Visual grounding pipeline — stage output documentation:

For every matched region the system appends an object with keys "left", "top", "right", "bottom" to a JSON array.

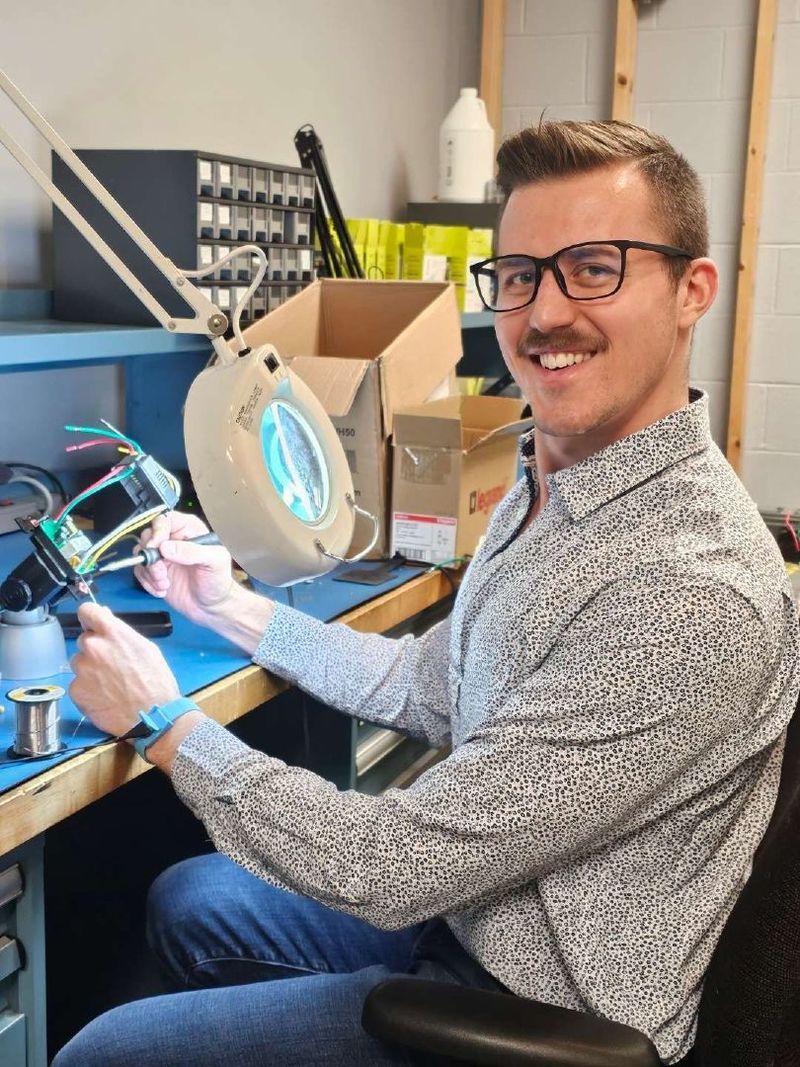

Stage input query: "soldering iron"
[{"left": 92, "top": 533, "right": 222, "bottom": 575}]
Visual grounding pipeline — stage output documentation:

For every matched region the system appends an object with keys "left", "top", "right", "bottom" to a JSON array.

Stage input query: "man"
[{"left": 54, "top": 121, "right": 799, "bottom": 1067}]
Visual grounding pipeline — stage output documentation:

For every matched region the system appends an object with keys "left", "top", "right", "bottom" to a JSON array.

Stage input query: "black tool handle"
[{"left": 139, "top": 532, "right": 220, "bottom": 566}]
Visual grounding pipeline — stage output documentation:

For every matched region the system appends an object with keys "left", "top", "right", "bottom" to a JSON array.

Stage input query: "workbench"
[{"left": 0, "top": 530, "right": 455, "bottom": 1067}]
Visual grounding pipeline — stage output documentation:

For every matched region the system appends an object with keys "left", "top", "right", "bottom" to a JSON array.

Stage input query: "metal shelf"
[
  {"left": 461, "top": 311, "right": 493, "bottom": 329},
  {"left": 0, "top": 290, "right": 490, "bottom": 371},
  {"left": 0, "top": 320, "right": 210, "bottom": 370}
]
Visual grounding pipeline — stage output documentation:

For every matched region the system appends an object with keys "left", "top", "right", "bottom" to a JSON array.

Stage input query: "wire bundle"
[{"left": 53, "top": 419, "right": 180, "bottom": 575}]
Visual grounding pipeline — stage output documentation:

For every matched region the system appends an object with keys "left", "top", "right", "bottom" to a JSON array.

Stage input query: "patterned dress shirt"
[{"left": 173, "top": 390, "right": 800, "bottom": 1063}]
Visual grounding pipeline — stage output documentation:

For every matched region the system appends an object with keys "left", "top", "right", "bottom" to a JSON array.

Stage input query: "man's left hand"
[{"left": 69, "top": 602, "right": 182, "bottom": 738}]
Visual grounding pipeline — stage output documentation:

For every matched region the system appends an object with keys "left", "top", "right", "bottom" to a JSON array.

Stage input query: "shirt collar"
[{"left": 518, "top": 389, "right": 712, "bottom": 521}]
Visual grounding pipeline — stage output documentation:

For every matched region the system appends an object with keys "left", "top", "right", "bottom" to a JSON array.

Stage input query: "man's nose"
[{"left": 527, "top": 268, "right": 577, "bottom": 333}]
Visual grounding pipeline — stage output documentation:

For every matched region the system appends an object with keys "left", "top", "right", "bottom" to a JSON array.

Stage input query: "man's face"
[{"left": 494, "top": 164, "right": 696, "bottom": 460}]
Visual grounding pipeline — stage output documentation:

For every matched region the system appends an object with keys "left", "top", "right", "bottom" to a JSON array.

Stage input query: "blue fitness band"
[{"left": 129, "top": 696, "right": 200, "bottom": 762}]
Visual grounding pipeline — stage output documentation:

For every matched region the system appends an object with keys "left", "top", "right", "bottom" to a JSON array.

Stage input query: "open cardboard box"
[
  {"left": 390, "top": 395, "right": 533, "bottom": 564},
  {"left": 242, "top": 279, "right": 463, "bottom": 556}
]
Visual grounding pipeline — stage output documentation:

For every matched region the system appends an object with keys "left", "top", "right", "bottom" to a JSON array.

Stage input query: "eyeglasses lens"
[{"left": 479, "top": 244, "right": 624, "bottom": 311}]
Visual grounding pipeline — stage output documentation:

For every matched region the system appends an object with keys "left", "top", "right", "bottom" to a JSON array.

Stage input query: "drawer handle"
[
  {"left": 0, "top": 936, "right": 21, "bottom": 983},
  {"left": 0, "top": 867, "right": 23, "bottom": 910}
]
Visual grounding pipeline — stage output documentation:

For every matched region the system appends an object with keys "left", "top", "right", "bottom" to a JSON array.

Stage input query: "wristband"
[{"left": 126, "top": 697, "right": 200, "bottom": 762}]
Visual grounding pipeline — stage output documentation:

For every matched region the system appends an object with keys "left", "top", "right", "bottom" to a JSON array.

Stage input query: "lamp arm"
[{"left": 0, "top": 68, "right": 235, "bottom": 366}]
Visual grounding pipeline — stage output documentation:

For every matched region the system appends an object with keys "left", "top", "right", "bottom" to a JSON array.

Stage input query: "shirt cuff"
[
  {"left": 172, "top": 716, "right": 282, "bottom": 818},
  {"left": 252, "top": 601, "right": 330, "bottom": 683}
]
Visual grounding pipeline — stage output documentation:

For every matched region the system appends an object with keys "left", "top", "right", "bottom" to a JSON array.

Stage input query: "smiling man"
[{"left": 55, "top": 122, "right": 799, "bottom": 1067}]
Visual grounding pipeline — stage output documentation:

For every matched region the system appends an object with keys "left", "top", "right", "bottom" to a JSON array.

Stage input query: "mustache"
[{"left": 517, "top": 329, "right": 609, "bottom": 357}]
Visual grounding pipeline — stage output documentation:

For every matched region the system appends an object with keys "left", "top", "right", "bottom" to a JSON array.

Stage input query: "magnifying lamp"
[{"left": 0, "top": 68, "right": 377, "bottom": 587}]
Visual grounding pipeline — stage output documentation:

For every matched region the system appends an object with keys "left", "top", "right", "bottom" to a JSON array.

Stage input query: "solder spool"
[{"left": 6, "top": 683, "right": 66, "bottom": 758}]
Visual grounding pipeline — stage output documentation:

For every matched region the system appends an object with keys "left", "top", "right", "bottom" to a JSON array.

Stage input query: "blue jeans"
[{"left": 52, "top": 853, "right": 507, "bottom": 1066}]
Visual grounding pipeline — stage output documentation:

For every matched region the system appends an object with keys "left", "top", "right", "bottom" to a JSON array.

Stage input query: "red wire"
[
  {"left": 65, "top": 437, "right": 131, "bottom": 452},
  {"left": 784, "top": 512, "right": 800, "bottom": 553}
]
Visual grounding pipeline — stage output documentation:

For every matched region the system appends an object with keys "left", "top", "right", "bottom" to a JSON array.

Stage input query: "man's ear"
[{"left": 677, "top": 258, "right": 719, "bottom": 329}]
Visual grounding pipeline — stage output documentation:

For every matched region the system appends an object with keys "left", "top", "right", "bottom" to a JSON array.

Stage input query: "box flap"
[
  {"left": 242, "top": 282, "right": 324, "bottom": 354},
  {"left": 463, "top": 415, "right": 535, "bottom": 453},
  {"left": 393, "top": 402, "right": 463, "bottom": 450},
  {"left": 394, "top": 395, "right": 532, "bottom": 453},
  {"left": 314, "top": 278, "right": 458, "bottom": 361},
  {"left": 288, "top": 356, "right": 369, "bottom": 418},
  {"left": 378, "top": 283, "right": 463, "bottom": 432}
]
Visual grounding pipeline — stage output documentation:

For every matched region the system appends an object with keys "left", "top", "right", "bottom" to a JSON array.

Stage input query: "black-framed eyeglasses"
[{"left": 469, "top": 240, "right": 693, "bottom": 313}]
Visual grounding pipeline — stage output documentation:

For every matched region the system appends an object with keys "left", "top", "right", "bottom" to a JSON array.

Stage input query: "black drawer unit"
[{"left": 52, "top": 150, "right": 316, "bottom": 327}]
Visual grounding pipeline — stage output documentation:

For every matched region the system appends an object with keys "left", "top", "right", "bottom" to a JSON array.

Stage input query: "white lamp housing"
[{"left": 185, "top": 344, "right": 357, "bottom": 586}]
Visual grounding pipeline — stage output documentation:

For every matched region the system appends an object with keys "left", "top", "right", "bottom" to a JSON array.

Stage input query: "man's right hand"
[
  {"left": 134, "top": 511, "right": 277, "bottom": 654},
  {"left": 134, "top": 511, "right": 236, "bottom": 628}
]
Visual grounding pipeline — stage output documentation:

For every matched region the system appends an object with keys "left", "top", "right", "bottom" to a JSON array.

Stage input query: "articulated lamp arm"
[{"left": 0, "top": 67, "right": 237, "bottom": 366}]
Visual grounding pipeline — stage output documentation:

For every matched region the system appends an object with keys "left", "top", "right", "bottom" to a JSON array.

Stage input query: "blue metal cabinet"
[{"left": 0, "top": 838, "right": 46, "bottom": 1067}]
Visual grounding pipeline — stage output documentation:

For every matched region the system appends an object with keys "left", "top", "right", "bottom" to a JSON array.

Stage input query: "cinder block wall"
[{"left": 502, "top": 0, "right": 800, "bottom": 513}]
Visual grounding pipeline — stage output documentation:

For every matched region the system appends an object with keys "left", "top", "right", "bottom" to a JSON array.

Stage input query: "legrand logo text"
[{"left": 469, "top": 482, "right": 507, "bottom": 515}]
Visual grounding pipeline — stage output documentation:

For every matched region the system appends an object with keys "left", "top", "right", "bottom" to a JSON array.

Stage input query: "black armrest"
[{"left": 362, "top": 978, "right": 663, "bottom": 1067}]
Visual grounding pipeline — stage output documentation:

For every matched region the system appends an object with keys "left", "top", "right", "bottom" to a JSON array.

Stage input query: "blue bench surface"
[{"left": 0, "top": 531, "right": 422, "bottom": 795}]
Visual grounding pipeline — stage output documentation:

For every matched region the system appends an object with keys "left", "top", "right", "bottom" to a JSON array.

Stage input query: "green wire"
[
  {"left": 64, "top": 423, "right": 143, "bottom": 454},
  {"left": 427, "top": 556, "right": 469, "bottom": 571}
]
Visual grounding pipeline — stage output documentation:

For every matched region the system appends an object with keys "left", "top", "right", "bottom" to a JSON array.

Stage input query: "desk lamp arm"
[{"left": 0, "top": 68, "right": 236, "bottom": 366}]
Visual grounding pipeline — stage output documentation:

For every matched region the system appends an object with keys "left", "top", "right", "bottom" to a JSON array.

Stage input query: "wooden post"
[
  {"left": 612, "top": 0, "right": 638, "bottom": 121},
  {"left": 480, "top": 0, "right": 506, "bottom": 148},
  {"left": 726, "top": 0, "right": 778, "bottom": 472}
]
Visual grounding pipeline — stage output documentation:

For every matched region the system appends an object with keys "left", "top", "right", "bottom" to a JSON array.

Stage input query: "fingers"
[
  {"left": 140, "top": 510, "right": 209, "bottom": 554},
  {"left": 76, "top": 601, "right": 116, "bottom": 634},
  {"left": 158, "top": 539, "right": 227, "bottom": 568},
  {"left": 133, "top": 563, "right": 169, "bottom": 598}
]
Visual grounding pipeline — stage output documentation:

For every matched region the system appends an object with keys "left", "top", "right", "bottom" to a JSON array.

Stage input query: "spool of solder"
[{"left": 7, "top": 683, "right": 65, "bottom": 757}]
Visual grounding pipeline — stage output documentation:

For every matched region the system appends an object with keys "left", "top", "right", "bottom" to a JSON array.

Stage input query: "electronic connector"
[{"left": 119, "top": 453, "right": 180, "bottom": 512}]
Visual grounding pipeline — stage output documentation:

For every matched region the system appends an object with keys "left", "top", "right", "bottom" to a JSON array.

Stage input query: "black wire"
[{"left": 2, "top": 461, "right": 70, "bottom": 502}]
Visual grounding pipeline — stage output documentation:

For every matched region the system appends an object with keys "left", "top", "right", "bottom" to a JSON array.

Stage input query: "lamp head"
[{"left": 184, "top": 344, "right": 357, "bottom": 586}]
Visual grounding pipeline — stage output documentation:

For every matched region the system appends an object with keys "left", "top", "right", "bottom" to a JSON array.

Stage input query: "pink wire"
[
  {"left": 784, "top": 512, "right": 800, "bottom": 554},
  {"left": 65, "top": 437, "right": 130, "bottom": 452}
]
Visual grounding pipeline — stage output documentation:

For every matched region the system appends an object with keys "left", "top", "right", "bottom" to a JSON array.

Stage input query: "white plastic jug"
[{"left": 437, "top": 87, "right": 495, "bottom": 203}]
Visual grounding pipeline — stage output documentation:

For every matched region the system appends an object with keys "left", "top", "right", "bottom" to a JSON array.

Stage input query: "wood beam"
[
  {"left": 726, "top": 0, "right": 778, "bottom": 472},
  {"left": 480, "top": 0, "right": 506, "bottom": 147},
  {"left": 612, "top": 0, "right": 638, "bottom": 121}
]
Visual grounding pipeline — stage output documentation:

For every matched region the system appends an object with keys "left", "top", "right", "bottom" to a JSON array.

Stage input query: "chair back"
[{"left": 690, "top": 693, "right": 800, "bottom": 1066}]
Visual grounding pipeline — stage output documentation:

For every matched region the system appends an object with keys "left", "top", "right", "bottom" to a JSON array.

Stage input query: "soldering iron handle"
[
  {"left": 190, "top": 533, "right": 222, "bottom": 546},
  {"left": 140, "top": 532, "right": 221, "bottom": 566}
]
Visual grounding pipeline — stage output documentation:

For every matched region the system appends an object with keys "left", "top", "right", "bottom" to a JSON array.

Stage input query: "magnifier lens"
[{"left": 260, "top": 400, "right": 330, "bottom": 523}]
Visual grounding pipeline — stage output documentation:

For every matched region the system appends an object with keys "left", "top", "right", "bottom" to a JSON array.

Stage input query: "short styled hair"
[{"left": 496, "top": 119, "right": 709, "bottom": 284}]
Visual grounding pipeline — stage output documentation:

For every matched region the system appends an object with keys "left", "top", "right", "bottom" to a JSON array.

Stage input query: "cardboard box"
[
  {"left": 390, "top": 395, "right": 533, "bottom": 564},
  {"left": 242, "top": 279, "right": 463, "bottom": 556}
]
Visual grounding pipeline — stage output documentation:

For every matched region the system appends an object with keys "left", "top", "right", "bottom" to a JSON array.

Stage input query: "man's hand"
[
  {"left": 69, "top": 602, "right": 182, "bottom": 738},
  {"left": 134, "top": 511, "right": 236, "bottom": 628},
  {"left": 134, "top": 511, "right": 277, "bottom": 656}
]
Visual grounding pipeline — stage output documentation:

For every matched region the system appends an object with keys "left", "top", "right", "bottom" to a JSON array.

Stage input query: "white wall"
[
  {"left": 0, "top": 0, "right": 479, "bottom": 285},
  {"left": 0, "top": 0, "right": 479, "bottom": 472},
  {"left": 502, "top": 0, "right": 800, "bottom": 513}
]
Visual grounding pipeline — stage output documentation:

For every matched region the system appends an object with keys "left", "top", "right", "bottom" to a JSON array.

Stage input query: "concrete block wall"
[{"left": 502, "top": 0, "right": 800, "bottom": 512}]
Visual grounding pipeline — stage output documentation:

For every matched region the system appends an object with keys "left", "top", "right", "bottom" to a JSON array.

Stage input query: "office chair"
[{"left": 363, "top": 692, "right": 800, "bottom": 1066}]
